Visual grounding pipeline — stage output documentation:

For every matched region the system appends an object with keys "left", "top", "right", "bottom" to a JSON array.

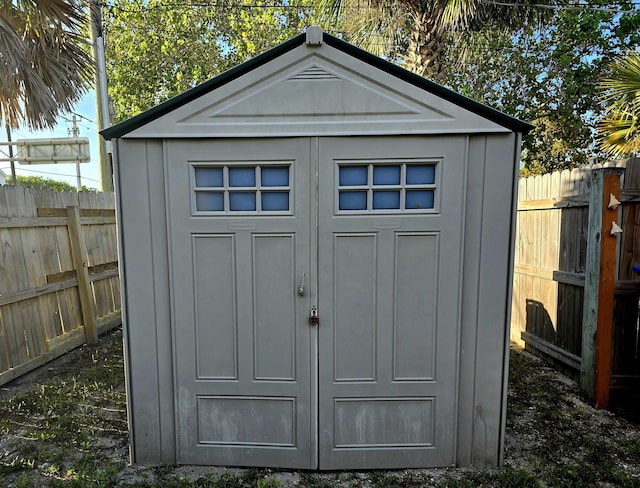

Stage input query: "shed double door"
[{"left": 167, "top": 136, "right": 465, "bottom": 469}]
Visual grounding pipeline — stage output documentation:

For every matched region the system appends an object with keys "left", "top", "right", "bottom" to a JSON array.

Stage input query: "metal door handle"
[{"left": 297, "top": 273, "right": 305, "bottom": 296}]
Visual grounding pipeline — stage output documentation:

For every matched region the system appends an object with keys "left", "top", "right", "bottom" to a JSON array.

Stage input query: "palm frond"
[
  {"left": 0, "top": 0, "right": 93, "bottom": 130},
  {"left": 597, "top": 110, "right": 640, "bottom": 158},
  {"left": 598, "top": 51, "right": 640, "bottom": 158},
  {"left": 440, "top": 0, "right": 483, "bottom": 29},
  {"left": 601, "top": 52, "right": 640, "bottom": 114},
  {"left": 311, "top": 0, "right": 409, "bottom": 58}
]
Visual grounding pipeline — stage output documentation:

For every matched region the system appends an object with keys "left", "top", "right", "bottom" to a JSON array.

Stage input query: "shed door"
[
  {"left": 167, "top": 136, "right": 464, "bottom": 469},
  {"left": 167, "top": 138, "right": 314, "bottom": 469},
  {"left": 317, "top": 137, "right": 464, "bottom": 469}
]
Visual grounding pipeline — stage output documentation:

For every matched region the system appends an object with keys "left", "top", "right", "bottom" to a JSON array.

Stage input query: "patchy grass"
[
  {"left": 504, "top": 349, "right": 640, "bottom": 487},
  {"left": 0, "top": 328, "right": 128, "bottom": 487},
  {"left": 1, "top": 330, "right": 639, "bottom": 487}
]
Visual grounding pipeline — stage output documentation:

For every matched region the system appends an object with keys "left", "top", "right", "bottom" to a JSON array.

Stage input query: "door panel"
[
  {"left": 167, "top": 139, "right": 314, "bottom": 468},
  {"left": 317, "top": 136, "right": 466, "bottom": 469},
  {"left": 333, "top": 234, "right": 377, "bottom": 381}
]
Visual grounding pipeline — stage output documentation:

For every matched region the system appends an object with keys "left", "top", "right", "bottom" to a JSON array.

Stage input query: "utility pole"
[
  {"left": 5, "top": 122, "right": 16, "bottom": 186},
  {"left": 89, "top": 0, "right": 113, "bottom": 192},
  {"left": 69, "top": 115, "right": 82, "bottom": 191}
]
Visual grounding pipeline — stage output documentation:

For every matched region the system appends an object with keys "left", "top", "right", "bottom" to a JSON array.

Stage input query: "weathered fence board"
[
  {"left": 0, "top": 186, "right": 120, "bottom": 386},
  {"left": 512, "top": 159, "right": 640, "bottom": 407}
]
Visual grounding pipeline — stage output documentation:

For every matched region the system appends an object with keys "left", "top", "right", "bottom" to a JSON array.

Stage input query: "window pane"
[
  {"left": 196, "top": 192, "right": 223, "bottom": 211},
  {"left": 261, "top": 167, "right": 289, "bottom": 187},
  {"left": 406, "top": 165, "right": 435, "bottom": 185},
  {"left": 262, "top": 192, "right": 289, "bottom": 211},
  {"left": 406, "top": 190, "right": 434, "bottom": 209},
  {"left": 373, "top": 190, "right": 400, "bottom": 209},
  {"left": 339, "top": 191, "right": 367, "bottom": 210},
  {"left": 229, "top": 167, "right": 256, "bottom": 187},
  {"left": 339, "top": 166, "right": 368, "bottom": 186},
  {"left": 195, "top": 167, "right": 223, "bottom": 187},
  {"left": 229, "top": 192, "right": 256, "bottom": 211},
  {"left": 373, "top": 165, "right": 400, "bottom": 185}
]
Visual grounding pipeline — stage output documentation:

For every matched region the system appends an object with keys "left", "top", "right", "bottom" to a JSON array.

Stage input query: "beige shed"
[{"left": 102, "top": 27, "right": 533, "bottom": 470}]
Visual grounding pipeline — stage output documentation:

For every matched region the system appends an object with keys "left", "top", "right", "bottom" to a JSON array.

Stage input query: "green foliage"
[
  {"left": 308, "top": 0, "right": 546, "bottom": 77},
  {"left": 598, "top": 51, "right": 640, "bottom": 158},
  {"left": 440, "top": 2, "right": 640, "bottom": 174},
  {"left": 10, "top": 175, "right": 76, "bottom": 191},
  {"left": 6, "top": 175, "right": 96, "bottom": 192},
  {"left": 104, "top": 1, "right": 312, "bottom": 122}
]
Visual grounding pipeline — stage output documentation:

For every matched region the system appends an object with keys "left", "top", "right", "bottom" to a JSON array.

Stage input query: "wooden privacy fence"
[
  {"left": 0, "top": 186, "right": 121, "bottom": 386},
  {"left": 511, "top": 158, "right": 640, "bottom": 408}
]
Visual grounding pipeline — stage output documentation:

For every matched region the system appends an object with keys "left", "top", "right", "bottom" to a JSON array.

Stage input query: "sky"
[{"left": 0, "top": 90, "right": 102, "bottom": 190}]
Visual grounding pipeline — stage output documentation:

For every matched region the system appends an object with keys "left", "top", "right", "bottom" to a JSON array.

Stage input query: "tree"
[
  {"left": 311, "top": 0, "right": 545, "bottom": 80},
  {"left": 312, "top": 1, "right": 640, "bottom": 174},
  {"left": 8, "top": 175, "right": 77, "bottom": 192},
  {"left": 438, "top": 2, "right": 640, "bottom": 174},
  {"left": 104, "top": 0, "right": 312, "bottom": 122},
  {"left": 0, "top": 0, "right": 93, "bottom": 130},
  {"left": 598, "top": 51, "right": 640, "bottom": 158}
]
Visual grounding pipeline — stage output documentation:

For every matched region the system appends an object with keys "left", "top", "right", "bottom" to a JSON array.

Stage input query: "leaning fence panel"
[{"left": 0, "top": 186, "right": 121, "bottom": 386}]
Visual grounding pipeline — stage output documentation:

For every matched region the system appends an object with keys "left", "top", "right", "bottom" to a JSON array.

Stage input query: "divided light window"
[
  {"left": 338, "top": 162, "right": 437, "bottom": 212},
  {"left": 193, "top": 164, "right": 291, "bottom": 213}
]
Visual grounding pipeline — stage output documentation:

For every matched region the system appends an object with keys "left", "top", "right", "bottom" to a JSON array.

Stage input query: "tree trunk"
[{"left": 402, "top": 9, "right": 448, "bottom": 80}]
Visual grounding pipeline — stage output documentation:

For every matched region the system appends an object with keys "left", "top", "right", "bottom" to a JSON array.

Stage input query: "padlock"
[{"left": 309, "top": 306, "right": 319, "bottom": 326}]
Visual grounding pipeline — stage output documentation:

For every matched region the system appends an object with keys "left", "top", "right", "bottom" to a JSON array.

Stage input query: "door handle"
[{"left": 297, "top": 273, "right": 306, "bottom": 296}]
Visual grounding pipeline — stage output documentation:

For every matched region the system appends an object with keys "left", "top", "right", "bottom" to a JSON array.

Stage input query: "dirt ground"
[{"left": 1, "top": 327, "right": 639, "bottom": 487}]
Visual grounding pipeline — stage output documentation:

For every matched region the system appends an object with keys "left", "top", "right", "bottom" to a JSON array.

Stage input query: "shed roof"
[{"left": 102, "top": 29, "right": 533, "bottom": 140}]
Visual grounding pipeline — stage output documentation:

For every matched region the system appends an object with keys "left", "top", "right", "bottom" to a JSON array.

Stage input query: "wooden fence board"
[
  {"left": 513, "top": 159, "right": 640, "bottom": 407},
  {"left": 1, "top": 190, "right": 31, "bottom": 365},
  {"left": 0, "top": 187, "right": 120, "bottom": 386},
  {"left": 39, "top": 225, "right": 64, "bottom": 340},
  {"left": 67, "top": 206, "right": 98, "bottom": 345}
]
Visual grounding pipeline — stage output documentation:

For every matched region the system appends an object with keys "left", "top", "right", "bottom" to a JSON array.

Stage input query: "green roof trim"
[{"left": 101, "top": 30, "right": 533, "bottom": 140}]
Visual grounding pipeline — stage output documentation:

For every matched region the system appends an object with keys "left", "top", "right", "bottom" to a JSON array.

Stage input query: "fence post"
[
  {"left": 66, "top": 205, "right": 99, "bottom": 346},
  {"left": 580, "top": 168, "right": 623, "bottom": 408}
]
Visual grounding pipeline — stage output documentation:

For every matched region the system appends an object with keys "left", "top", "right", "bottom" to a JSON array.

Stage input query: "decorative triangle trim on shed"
[{"left": 101, "top": 29, "right": 533, "bottom": 140}]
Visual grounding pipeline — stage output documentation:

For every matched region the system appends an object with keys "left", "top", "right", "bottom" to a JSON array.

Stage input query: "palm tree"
[
  {"left": 313, "top": 0, "right": 544, "bottom": 79},
  {"left": 0, "top": 0, "right": 93, "bottom": 130},
  {"left": 598, "top": 52, "right": 640, "bottom": 158}
]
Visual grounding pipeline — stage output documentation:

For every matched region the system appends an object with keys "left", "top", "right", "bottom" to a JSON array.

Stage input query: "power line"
[
  {"left": 101, "top": 1, "right": 317, "bottom": 11},
  {"left": 484, "top": 0, "right": 640, "bottom": 12},
  {"left": 101, "top": 0, "right": 640, "bottom": 14}
]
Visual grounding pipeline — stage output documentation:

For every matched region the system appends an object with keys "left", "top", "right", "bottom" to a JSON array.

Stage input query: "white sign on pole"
[{"left": 14, "top": 138, "right": 90, "bottom": 164}]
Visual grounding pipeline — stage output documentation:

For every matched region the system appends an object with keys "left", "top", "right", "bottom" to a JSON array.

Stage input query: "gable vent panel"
[{"left": 288, "top": 66, "right": 339, "bottom": 81}]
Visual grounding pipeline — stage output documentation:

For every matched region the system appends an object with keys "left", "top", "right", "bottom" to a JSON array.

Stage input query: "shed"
[{"left": 102, "top": 27, "right": 533, "bottom": 470}]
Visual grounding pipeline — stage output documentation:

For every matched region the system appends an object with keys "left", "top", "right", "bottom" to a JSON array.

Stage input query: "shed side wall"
[
  {"left": 457, "top": 133, "right": 518, "bottom": 466},
  {"left": 116, "top": 139, "right": 175, "bottom": 464}
]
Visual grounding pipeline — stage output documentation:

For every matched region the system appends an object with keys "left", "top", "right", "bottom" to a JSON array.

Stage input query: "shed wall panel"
[
  {"left": 457, "top": 135, "right": 486, "bottom": 466},
  {"left": 470, "top": 133, "right": 518, "bottom": 465},
  {"left": 147, "top": 140, "right": 175, "bottom": 464},
  {"left": 116, "top": 139, "right": 174, "bottom": 464}
]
